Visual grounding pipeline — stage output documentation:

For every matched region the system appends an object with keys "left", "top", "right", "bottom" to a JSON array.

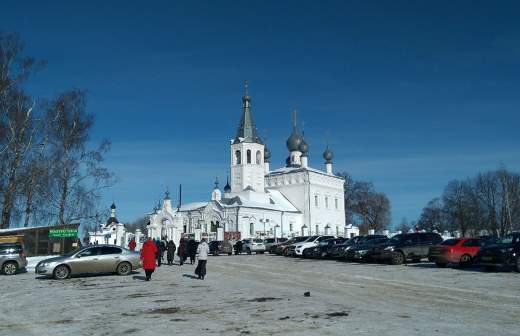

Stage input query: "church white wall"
[
  {"left": 307, "top": 172, "right": 345, "bottom": 236},
  {"left": 231, "top": 142, "right": 265, "bottom": 192}
]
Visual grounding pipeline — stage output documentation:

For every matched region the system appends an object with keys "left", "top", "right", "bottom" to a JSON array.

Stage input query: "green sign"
[{"left": 49, "top": 228, "right": 78, "bottom": 238}]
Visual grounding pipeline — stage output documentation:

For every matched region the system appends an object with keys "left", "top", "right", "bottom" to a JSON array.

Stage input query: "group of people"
[{"left": 139, "top": 235, "right": 210, "bottom": 281}]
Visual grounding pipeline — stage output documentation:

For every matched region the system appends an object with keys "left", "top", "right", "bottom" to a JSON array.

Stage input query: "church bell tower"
[{"left": 230, "top": 81, "right": 266, "bottom": 194}]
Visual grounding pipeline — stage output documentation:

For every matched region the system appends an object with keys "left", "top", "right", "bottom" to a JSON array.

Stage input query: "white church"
[{"left": 146, "top": 82, "right": 357, "bottom": 244}]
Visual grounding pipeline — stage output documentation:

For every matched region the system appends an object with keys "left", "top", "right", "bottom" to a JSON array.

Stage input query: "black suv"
[
  {"left": 475, "top": 232, "right": 520, "bottom": 272},
  {"left": 372, "top": 232, "right": 443, "bottom": 265}
]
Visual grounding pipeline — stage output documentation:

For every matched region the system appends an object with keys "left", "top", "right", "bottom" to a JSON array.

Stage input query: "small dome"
[
  {"left": 299, "top": 140, "right": 309, "bottom": 154},
  {"left": 110, "top": 202, "right": 116, "bottom": 210},
  {"left": 287, "top": 130, "right": 304, "bottom": 152},
  {"left": 323, "top": 148, "right": 334, "bottom": 162},
  {"left": 264, "top": 147, "right": 272, "bottom": 161}
]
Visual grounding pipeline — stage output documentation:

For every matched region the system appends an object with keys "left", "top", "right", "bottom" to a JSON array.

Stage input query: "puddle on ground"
[
  {"left": 146, "top": 307, "right": 180, "bottom": 315},
  {"left": 248, "top": 297, "right": 282, "bottom": 302}
]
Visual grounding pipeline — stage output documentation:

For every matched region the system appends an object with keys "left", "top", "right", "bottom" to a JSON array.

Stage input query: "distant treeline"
[
  {"left": 414, "top": 167, "right": 520, "bottom": 237},
  {"left": 0, "top": 32, "right": 114, "bottom": 229}
]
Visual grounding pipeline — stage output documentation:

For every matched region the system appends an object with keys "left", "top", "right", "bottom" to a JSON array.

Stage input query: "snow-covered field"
[{"left": 1, "top": 254, "right": 519, "bottom": 336}]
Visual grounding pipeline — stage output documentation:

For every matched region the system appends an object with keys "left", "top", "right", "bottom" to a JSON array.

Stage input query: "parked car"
[
  {"left": 338, "top": 235, "right": 388, "bottom": 259},
  {"left": 264, "top": 238, "right": 288, "bottom": 253},
  {"left": 306, "top": 237, "right": 349, "bottom": 259},
  {"left": 209, "top": 240, "right": 233, "bottom": 256},
  {"left": 294, "top": 235, "right": 335, "bottom": 257},
  {"left": 243, "top": 238, "right": 266, "bottom": 254},
  {"left": 474, "top": 232, "right": 520, "bottom": 272},
  {"left": 329, "top": 236, "right": 363, "bottom": 258},
  {"left": 428, "top": 238, "right": 481, "bottom": 267},
  {"left": 344, "top": 237, "right": 389, "bottom": 262},
  {"left": 1, "top": 241, "right": 27, "bottom": 275},
  {"left": 371, "top": 232, "right": 443, "bottom": 265},
  {"left": 35, "top": 245, "right": 141, "bottom": 280},
  {"left": 276, "top": 236, "right": 309, "bottom": 256}
]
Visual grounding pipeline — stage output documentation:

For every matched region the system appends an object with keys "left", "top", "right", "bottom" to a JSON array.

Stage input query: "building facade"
[{"left": 147, "top": 82, "right": 350, "bottom": 244}]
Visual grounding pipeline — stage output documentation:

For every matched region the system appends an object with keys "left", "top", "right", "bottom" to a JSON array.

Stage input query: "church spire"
[{"left": 234, "top": 80, "right": 262, "bottom": 144}]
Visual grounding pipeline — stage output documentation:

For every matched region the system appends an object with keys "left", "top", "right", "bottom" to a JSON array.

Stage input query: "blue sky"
[{"left": 2, "top": 1, "right": 519, "bottom": 227}]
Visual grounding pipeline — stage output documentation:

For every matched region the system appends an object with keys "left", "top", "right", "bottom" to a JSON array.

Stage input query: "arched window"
[
  {"left": 250, "top": 223, "right": 254, "bottom": 235},
  {"left": 235, "top": 150, "right": 241, "bottom": 164},
  {"left": 256, "top": 150, "right": 261, "bottom": 164},
  {"left": 247, "top": 149, "right": 252, "bottom": 164}
]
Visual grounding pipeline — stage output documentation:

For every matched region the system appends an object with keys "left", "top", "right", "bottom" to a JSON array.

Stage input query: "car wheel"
[
  {"left": 228, "top": 252, "right": 232, "bottom": 256},
  {"left": 213, "top": 251, "right": 218, "bottom": 256},
  {"left": 53, "top": 265, "right": 70, "bottom": 280},
  {"left": 2, "top": 261, "right": 18, "bottom": 275},
  {"left": 435, "top": 262, "right": 447, "bottom": 268},
  {"left": 247, "top": 249, "right": 251, "bottom": 255},
  {"left": 391, "top": 252, "right": 404, "bottom": 265},
  {"left": 116, "top": 262, "right": 132, "bottom": 276},
  {"left": 459, "top": 254, "right": 472, "bottom": 267}
]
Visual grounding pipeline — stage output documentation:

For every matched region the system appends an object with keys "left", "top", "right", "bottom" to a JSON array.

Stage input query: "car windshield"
[
  {"left": 305, "top": 236, "right": 319, "bottom": 242},
  {"left": 497, "top": 234, "right": 519, "bottom": 244},
  {"left": 388, "top": 235, "right": 406, "bottom": 244},
  {"left": 253, "top": 239, "right": 263, "bottom": 243},
  {"left": 294, "top": 236, "right": 309, "bottom": 243},
  {"left": 265, "top": 239, "right": 275, "bottom": 243},
  {"left": 441, "top": 239, "right": 460, "bottom": 246}
]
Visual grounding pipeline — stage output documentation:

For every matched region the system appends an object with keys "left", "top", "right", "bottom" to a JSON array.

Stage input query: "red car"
[{"left": 428, "top": 238, "right": 481, "bottom": 267}]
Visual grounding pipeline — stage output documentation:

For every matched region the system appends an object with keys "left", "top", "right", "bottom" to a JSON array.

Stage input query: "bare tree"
[
  {"left": 418, "top": 198, "right": 447, "bottom": 232},
  {"left": 396, "top": 217, "right": 411, "bottom": 233},
  {"left": 45, "top": 90, "right": 115, "bottom": 225},
  {"left": 0, "top": 32, "right": 45, "bottom": 228}
]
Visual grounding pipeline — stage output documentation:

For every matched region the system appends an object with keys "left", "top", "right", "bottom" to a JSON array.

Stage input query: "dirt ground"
[{"left": 1, "top": 254, "right": 519, "bottom": 336}]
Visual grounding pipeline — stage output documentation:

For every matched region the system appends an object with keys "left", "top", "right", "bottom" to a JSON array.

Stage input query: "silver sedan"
[{"left": 35, "top": 245, "right": 142, "bottom": 280}]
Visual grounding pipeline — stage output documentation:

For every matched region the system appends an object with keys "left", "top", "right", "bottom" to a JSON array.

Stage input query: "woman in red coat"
[{"left": 140, "top": 237, "right": 158, "bottom": 281}]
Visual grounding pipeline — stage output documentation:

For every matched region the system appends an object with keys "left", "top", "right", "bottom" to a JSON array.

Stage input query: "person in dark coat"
[
  {"left": 177, "top": 236, "right": 187, "bottom": 266},
  {"left": 166, "top": 240, "right": 176, "bottom": 265},
  {"left": 140, "top": 237, "right": 158, "bottom": 281},
  {"left": 154, "top": 238, "right": 163, "bottom": 267},
  {"left": 188, "top": 239, "right": 199, "bottom": 264},
  {"left": 234, "top": 240, "right": 243, "bottom": 255}
]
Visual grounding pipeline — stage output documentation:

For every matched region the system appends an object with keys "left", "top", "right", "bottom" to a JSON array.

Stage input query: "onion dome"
[
  {"left": 264, "top": 147, "right": 272, "bottom": 162},
  {"left": 287, "top": 129, "right": 304, "bottom": 152},
  {"left": 213, "top": 177, "right": 220, "bottom": 190},
  {"left": 299, "top": 139, "right": 309, "bottom": 156},
  {"left": 323, "top": 147, "right": 334, "bottom": 163},
  {"left": 224, "top": 177, "right": 231, "bottom": 193},
  {"left": 110, "top": 202, "right": 116, "bottom": 210}
]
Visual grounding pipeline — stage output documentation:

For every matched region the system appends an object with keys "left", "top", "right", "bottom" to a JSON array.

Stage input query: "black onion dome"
[
  {"left": 299, "top": 139, "right": 309, "bottom": 155},
  {"left": 110, "top": 202, "right": 116, "bottom": 210},
  {"left": 224, "top": 177, "right": 231, "bottom": 193},
  {"left": 264, "top": 147, "right": 271, "bottom": 161},
  {"left": 287, "top": 129, "right": 304, "bottom": 152},
  {"left": 323, "top": 147, "right": 334, "bottom": 162}
]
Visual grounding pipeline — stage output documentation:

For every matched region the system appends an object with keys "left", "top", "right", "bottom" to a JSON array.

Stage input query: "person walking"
[
  {"left": 128, "top": 238, "right": 137, "bottom": 251},
  {"left": 177, "top": 236, "right": 186, "bottom": 266},
  {"left": 140, "top": 237, "right": 158, "bottom": 281},
  {"left": 154, "top": 238, "right": 163, "bottom": 267},
  {"left": 195, "top": 238, "right": 210, "bottom": 280},
  {"left": 188, "top": 239, "right": 198, "bottom": 265},
  {"left": 166, "top": 240, "right": 176, "bottom": 265}
]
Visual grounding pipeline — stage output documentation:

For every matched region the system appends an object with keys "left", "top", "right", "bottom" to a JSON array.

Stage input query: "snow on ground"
[{"left": 1, "top": 254, "right": 519, "bottom": 336}]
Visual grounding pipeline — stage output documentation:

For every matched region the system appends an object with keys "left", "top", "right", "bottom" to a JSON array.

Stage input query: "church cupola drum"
[{"left": 230, "top": 81, "right": 266, "bottom": 194}]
